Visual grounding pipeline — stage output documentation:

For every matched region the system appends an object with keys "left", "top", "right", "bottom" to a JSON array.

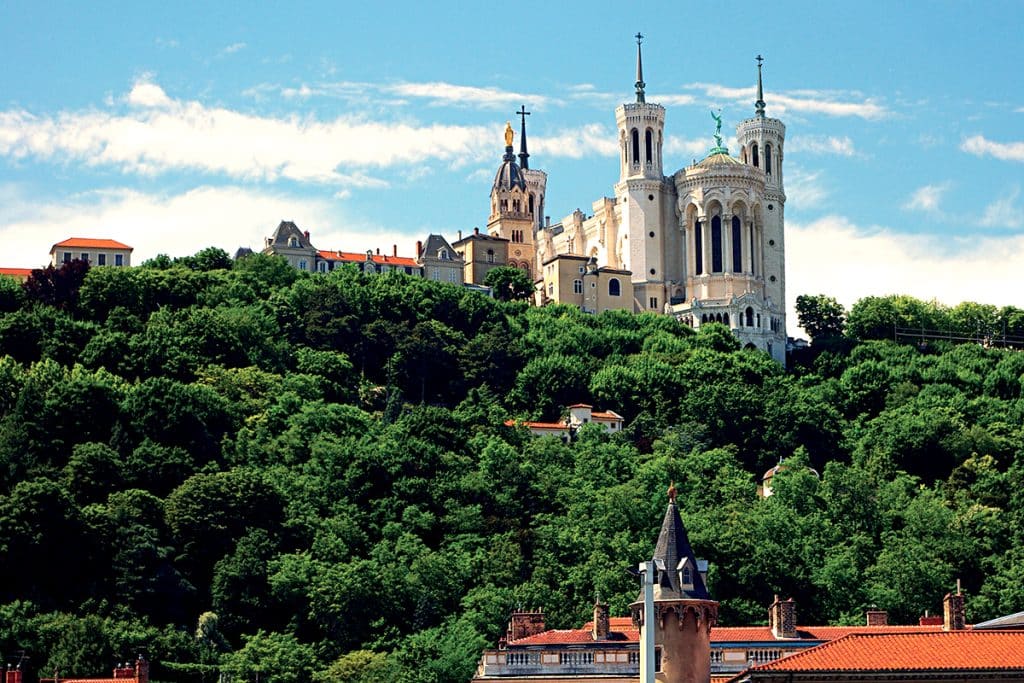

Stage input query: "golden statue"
[{"left": 504, "top": 121, "right": 514, "bottom": 147}]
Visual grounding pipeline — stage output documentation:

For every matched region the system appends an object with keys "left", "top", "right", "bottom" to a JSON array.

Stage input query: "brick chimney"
[
  {"left": 393, "top": 244, "right": 397, "bottom": 257},
  {"left": 865, "top": 609, "right": 888, "bottom": 626},
  {"left": 6, "top": 666, "right": 23, "bottom": 683},
  {"left": 506, "top": 609, "right": 546, "bottom": 643},
  {"left": 592, "top": 600, "right": 610, "bottom": 641},
  {"left": 304, "top": 230, "right": 310, "bottom": 241},
  {"left": 474, "top": 226, "right": 480, "bottom": 236},
  {"left": 943, "top": 590, "right": 965, "bottom": 631},
  {"left": 135, "top": 657, "right": 148, "bottom": 683},
  {"left": 769, "top": 595, "right": 797, "bottom": 639},
  {"left": 416, "top": 240, "right": 423, "bottom": 256}
]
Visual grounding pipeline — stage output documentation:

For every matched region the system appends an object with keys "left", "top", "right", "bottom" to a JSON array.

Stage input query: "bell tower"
[
  {"left": 614, "top": 33, "right": 671, "bottom": 312},
  {"left": 736, "top": 56, "right": 787, "bottom": 362},
  {"left": 488, "top": 120, "right": 536, "bottom": 278}
]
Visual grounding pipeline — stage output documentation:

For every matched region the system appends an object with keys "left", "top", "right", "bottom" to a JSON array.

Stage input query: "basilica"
[{"left": 474, "top": 38, "right": 788, "bottom": 363}]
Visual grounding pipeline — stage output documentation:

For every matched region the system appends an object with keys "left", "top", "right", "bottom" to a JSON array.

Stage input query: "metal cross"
[
  {"left": 756, "top": 54, "right": 764, "bottom": 67},
  {"left": 636, "top": 32, "right": 644, "bottom": 45},
  {"left": 517, "top": 104, "right": 530, "bottom": 123}
]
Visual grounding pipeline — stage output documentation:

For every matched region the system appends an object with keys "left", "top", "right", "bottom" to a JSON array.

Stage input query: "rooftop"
[{"left": 51, "top": 237, "right": 133, "bottom": 251}]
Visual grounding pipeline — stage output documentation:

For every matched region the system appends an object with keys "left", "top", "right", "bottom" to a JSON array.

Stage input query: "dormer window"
[
  {"left": 678, "top": 557, "right": 694, "bottom": 590},
  {"left": 288, "top": 236, "right": 299, "bottom": 247},
  {"left": 438, "top": 248, "right": 449, "bottom": 260}
]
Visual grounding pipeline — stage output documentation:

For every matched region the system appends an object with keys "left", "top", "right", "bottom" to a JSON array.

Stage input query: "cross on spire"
[
  {"left": 634, "top": 32, "right": 646, "bottom": 103},
  {"left": 517, "top": 105, "right": 531, "bottom": 170}
]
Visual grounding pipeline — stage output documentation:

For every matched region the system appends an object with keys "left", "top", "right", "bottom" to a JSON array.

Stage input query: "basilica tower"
[
  {"left": 736, "top": 57, "right": 786, "bottom": 360},
  {"left": 631, "top": 485, "right": 718, "bottom": 683},
  {"left": 614, "top": 34, "right": 674, "bottom": 312},
  {"left": 488, "top": 120, "right": 537, "bottom": 278}
]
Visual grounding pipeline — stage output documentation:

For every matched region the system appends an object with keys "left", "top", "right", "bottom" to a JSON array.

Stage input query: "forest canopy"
[{"left": 2, "top": 256, "right": 1024, "bottom": 683}]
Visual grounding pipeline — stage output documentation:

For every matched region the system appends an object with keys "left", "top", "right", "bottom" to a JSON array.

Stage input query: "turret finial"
[
  {"left": 667, "top": 481, "right": 677, "bottom": 504},
  {"left": 755, "top": 54, "right": 766, "bottom": 118},
  {"left": 635, "top": 32, "right": 646, "bottom": 103},
  {"left": 517, "top": 105, "right": 531, "bottom": 170}
]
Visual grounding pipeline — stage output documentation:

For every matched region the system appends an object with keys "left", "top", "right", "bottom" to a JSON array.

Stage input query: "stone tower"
[
  {"left": 735, "top": 56, "right": 787, "bottom": 362},
  {"left": 631, "top": 485, "right": 718, "bottom": 683},
  {"left": 488, "top": 120, "right": 537, "bottom": 279},
  {"left": 615, "top": 33, "right": 673, "bottom": 312}
]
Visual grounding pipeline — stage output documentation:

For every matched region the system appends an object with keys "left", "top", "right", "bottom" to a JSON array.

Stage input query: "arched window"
[
  {"left": 746, "top": 307, "right": 754, "bottom": 327},
  {"left": 608, "top": 278, "right": 621, "bottom": 297},
  {"left": 723, "top": 313, "right": 730, "bottom": 326},
  {"left": 750, "top": 225, "right": 756, "bottom": 275},
  {"left": 701, "top": 314, "right": 708, "bottom": 323},
  {"left": 645, "top": 129, "right": 653, "bottom": 164},
  {"left": 711, "top": 216, "right": 723, "bottom": 272},
  {"left": 694, "top": 220, "right": 703, "bottom": 274},
  {"left": 752, "top": 143, "right": 759, "bottom": 168},
  {"left": 529, "top": 194, "right": 535, "bottom": 215},
  {"left": 288, "top": 236, "right": 299, "bottom": 248},
  {"left": 765, "top": 143, "right": 773, "bottom": 174},
  {"left": 486, "top": 249, "right": 495, "bottom": 264},
  {"left": 732, "top": 216, "right": 742, "bottom": 272},
  {"left": 682, "top": 566, "right": 692, "bottom": 585},
  {"left": 439, "top": 248, "right": 448, "bottom": 260},
  {"left": 631, "top": 128, "right": 640, "bottom": 164}
]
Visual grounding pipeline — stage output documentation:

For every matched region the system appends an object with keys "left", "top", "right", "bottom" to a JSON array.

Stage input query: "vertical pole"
[{"left": 640, "top": 560, "right": 656, "bottom": 683}]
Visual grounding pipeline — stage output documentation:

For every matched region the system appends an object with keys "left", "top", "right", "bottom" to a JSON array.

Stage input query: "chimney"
[
  {"left": 474, "top": 226, "right": 480, "bottom": 236},
  {"left": 769, "top": 595, "right": 797, "bottom": 639},
  {"left": 376, "top": 247, "right": 380, "bottom": 255},
  {"left": 545, "top": 215, "right": 551, "bottom": 226},
  {"left": 135, "top": 656, "right": 148, "bottom": 683},
  {"left": 592, "top": 601, "right": 610, "bottom": 641},
  {"left": 458, "top": 229, "right": 463, "bottom": 240},
  {"left": 416, "top": 240, "right": 423, "bottom": 256},
  {"left": 865, "top": 609, "right": 888, "bottom": 626},
  {"left": 393, "top": 244, "right": 397, "bottom": 257},
  {"left": 304, "top": 230, "right": 310, "bottom": 241},
  {"left": 943, "top": 585, "right": 966, "bottom": 631},
  {"left": 506, "top": 609, "right": 546, "bottom": 643},
  {"left": 7, "top": 666, "right": 23, "bottom": 683}
]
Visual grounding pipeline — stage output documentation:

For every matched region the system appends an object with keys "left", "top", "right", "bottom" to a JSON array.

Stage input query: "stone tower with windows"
[
  {"left": 614, "top": 33, "right": 674, "bottom": 313},
  {"left": 488, "top": 119, "right": 538, "bottom": 280},
  {"left": 631, "top": 485, "right": 718, "bottom": 683}
]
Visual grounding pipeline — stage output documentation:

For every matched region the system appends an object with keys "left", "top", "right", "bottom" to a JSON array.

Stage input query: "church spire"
[
  {"left": 517, "top": 104, "right": 531, "bottom": 170},
  {"left": 634, "top": 32, "right": 646, "bottom": 103},
  {"left": 755, "top": 54, "right": 766, "bottom": 117}
]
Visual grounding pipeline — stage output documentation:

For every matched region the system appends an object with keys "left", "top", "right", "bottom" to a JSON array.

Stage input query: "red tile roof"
[
  {"left": 503, "top": 419, "right": 568, "bottom": 430},
  {"left": 51, "top": 238, "right": 132, "bottom": 250},
  {"left": 751, "top": 631, "right": 1024, "bottom": 672},
  {"left": 591, "top": 411, "right": 624, "bottom": 421},
  {"left": 0, "top": 267, "right": 32, "bottom": 277},
  {"left": 317, "top": 250, "right": 419, "bottom": 268}
]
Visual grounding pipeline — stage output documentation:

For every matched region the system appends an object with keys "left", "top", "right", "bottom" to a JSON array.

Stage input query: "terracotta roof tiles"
[
  {"left": 317, "top": 250, "right": 419, "bottom": 268},
  {"left": 51, "top": 238, "right": 133, "bottom": 250}
]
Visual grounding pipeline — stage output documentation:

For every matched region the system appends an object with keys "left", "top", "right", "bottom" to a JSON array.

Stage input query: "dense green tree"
[
  {"left": 795, "top": 294, "right": 846, "bottom": 342},
  {"left": 483, "top": 266, "right": 534, "bottom": 301}
]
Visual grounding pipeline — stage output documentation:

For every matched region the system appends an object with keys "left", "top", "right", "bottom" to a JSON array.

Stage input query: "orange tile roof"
[
  {"left": 0, "top": 267, "right": 32, "bottom": 277},
  {"left": 751, "top": 631, "right": 1024, "bottom": 672},
  {"left": 51, "top": 238, "right": 133, "bottom": 250},
  {"left": 317, "top": 250, "right": 419, "bottom": 268},
  {"left": 591, "top": 411, "right": 624, "bottom": 421},
  {"left": 503, "top": 419, "right": 568, "bottom": 430}
]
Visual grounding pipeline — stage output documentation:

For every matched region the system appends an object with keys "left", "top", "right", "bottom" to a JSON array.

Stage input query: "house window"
[
  {"left": 298, "top": 259, "right": 308, "bottom": 271},
  {"left": 649, "top": 297, "right": 658, "bottom": 310},
  {"left": 288, "top": 237, "right": 299, "bottom": 247},
  {"left": 573, "top": 279, "right": 582, "bottom": 294},
  {"left": 439, "top": 248, "right": 449, "bottom": 259},
  {"left": 548, "top": 282, "right": 554, "bottom": 296},
  {"left": 608, "top": 278, "right": 621, "bottom": 297},
  {"left": 431, "top": 267, "right": 441, "bottom": 281},
  {"left": 63, "top": 252, "right": 72, "bottom": 263},
  {"left": 115, "top": 254, "right": 123, "bottom": 266},
  {"left": 486, "top": 249, "right": 495, "bottom": 264},
  {"left": 97, "top": 254, "right": 106, "bottom": 266},
  {"left": 81, "top": 252, "right": 89, "bottom": 262},
  {"left": 318, "top": 261, "right": 328, "bottom": 272}
]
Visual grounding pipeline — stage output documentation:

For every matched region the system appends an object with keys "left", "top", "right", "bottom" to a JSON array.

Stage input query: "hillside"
[{"left": 1, "top": 253, "right": 1023, "bottom": 683}]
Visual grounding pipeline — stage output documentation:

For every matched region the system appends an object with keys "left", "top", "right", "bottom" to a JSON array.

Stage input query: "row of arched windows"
[
  {"left": 701, "top": 312, "right": 730, "bottom": 326},
  {"left": 695, "top": 215, "right": 746, "bottom": 275},
  {"left": 627, "top": 127, "right": 657, "bottom": 167},
  {"left": 743, "top": 142, "right": 775, "bottom": 175}
]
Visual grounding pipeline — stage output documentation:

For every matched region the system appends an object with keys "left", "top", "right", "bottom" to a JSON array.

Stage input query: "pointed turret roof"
[
  {"left": 649, "top": 485, "right": 711, "bottom": 600},
  {"left": 517, "top": 105, "right": 531, "bottom": 170},
  {"left": 755, "top": 54, "right": 766, "bottom": 118}
]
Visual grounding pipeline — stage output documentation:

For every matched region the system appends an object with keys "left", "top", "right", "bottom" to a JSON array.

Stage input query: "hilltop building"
[
  {"left": 50, "top": 238, "right": 133, "bottom": 267},
  {"left": 481, "top": 39, "right": 787, "bottom": 362},
  {"left": 504, "top": 404, "right": 625, "bottom": 440}
]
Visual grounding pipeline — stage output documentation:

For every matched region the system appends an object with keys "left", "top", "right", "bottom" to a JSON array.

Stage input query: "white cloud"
[
  {"left": 0, "top": 184, "right": 419, "bottom": 268},
  {"left": 787, "top": 215, "right": 1024, "bottom": 336},
  {"left": 687, "top": 83, "right": 888, "bottom": 120},
  {"left": 961, "top": 134, "right": 1024, "bottom": 162},
  {"left": 220, "top": 42, "right": 247, "bottom": 55},
  {"left": 384, "top": 82, "right": 549, "bottom": 109},
  {"left": 785, "top": 169, "right": 828, "bottom": 209},
  {"left": 787, "top": 135, "right": 856, "bottom": 156},
  {"left": 902, "top": 182, "right": 950, "bottom": 212},
  {"left": 532, "top": 124, "right": 618, "bottom": 158},
  {"left": 126, "top": 80, "right": 174, "bottom": 108},
  {"left": 664, "top": 136, "right": 709, "bottom": 159},
  {"left": 979, "top": 187, "right": 1023, "bottom": 229}
]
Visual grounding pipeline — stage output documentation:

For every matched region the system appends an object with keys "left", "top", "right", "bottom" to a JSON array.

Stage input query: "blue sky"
[{"left": 2, "top": 1, "right": 1022, "bottom": 334}]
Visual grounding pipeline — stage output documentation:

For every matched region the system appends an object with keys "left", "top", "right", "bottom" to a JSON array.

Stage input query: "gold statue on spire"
[{"left": 504, "top": 121, "right": 514, "bottom": 147}]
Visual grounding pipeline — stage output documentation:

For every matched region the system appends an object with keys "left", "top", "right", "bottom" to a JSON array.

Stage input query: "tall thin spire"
[
  {"left": 755, "top": 54, "right": 766, "bottom": 118},
  {"left": 517, "top": 104, "right": 531, "bottom": 170},
  {"left": 634, "top": 32, "right": 646, "bottom": 103}
]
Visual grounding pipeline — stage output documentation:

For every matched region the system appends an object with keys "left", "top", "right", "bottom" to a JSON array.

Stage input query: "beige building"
[
  {"left": 417, "top": 234, "right": 464, "bottom": 285},
  {"left": 453, "top": 228, "right": 510, "bottom": 286},
  {"left": 538, "top": 254, "right": 633, "bottom": 314},
  {"left": 50, "top": 237, "right": 133, "bottom": 267},
  {"left": 504, "top": 404, "right": 625, "bottom": 440}
]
